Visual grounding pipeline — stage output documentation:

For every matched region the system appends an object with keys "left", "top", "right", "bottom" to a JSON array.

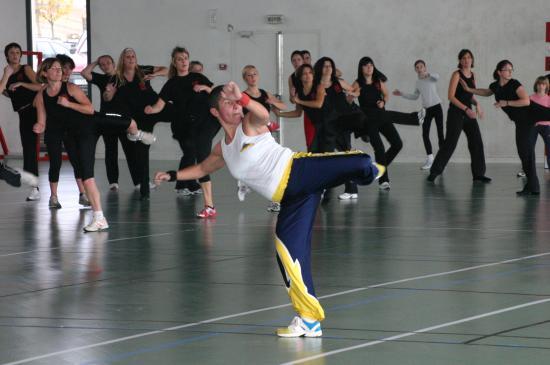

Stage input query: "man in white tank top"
[{"left": 155, "top": 81, "right": 384, "bottom": 338}]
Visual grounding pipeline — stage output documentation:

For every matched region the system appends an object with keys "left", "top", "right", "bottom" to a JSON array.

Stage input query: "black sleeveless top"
[
  {"left": 243, "top": 89, "right": 270, "bottom": 114},
  {"left": 298, "top": 86, "right": 324, "bottom": 126},
  {"left": 43, "top": 82, "right": 85, "bottom": 132},
  {"left": 5, "top": 65, "right": 36, "bottom": 111},
  {"left": 358, "top": 80, "right": 383, "bottom": 110},
  {"left": 450, "top": 70, "right": 475, "bottom": 111}
]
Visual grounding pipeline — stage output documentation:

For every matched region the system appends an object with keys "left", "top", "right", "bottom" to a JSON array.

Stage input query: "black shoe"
[
  {"left": 427, "top": 174, "right": 437, "bottom": 182},
  {"left": 473, "top": 176, "right": 492, "bottom": 183},
  {"left": 0, "top": 162, "right": 22, "bottom": 187},
  {"left": 516, "top": 189, "right": 540, "bottom": 196}
]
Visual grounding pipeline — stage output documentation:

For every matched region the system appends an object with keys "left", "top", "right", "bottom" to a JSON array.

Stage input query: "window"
[{"left": 27, "top": 0, "right": 90, "bottom": 93}]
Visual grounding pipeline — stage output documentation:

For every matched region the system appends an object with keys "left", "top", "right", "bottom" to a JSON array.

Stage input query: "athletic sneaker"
[
  {"left": 517, "top": 171, "right": 526, "bottom": 177},
  {"left": 109, "top": 183, "right": 119, "bottom": 192},
  {"left": 237, "top": 180, "right": 251, "bottom": 202},
  {"left": 196, "top": 206, "right": 216, "bottom": 218},
  {"left": 421, "top": 155, "right": 434, "bottom": 170},
  {"left": 267, "top": 201, "right": 281, "bottom": 212},
  {"left": 338, "top": 192, "right": 358, "bottom": 200},
  {"left": 26, "top": 187, "right": 41, "bottom": 201},
  {"left": 49, "top": 195, "right": 62, "bottom": 209},
  {"left": 276, "top": 316, "right": 322, "bottom": 338},
  {"left": 379, "top": 181, "right": 391, "bottom": 190},
  {"left": 127, "top": 130, "right": 157, "bottom": 145},
  {"left": 83, "top": 217, "right": 109, "bottom": 232},
  {"left": 417, "top": 108, "right": 426, "bottom": 125},
  {"left": 545, "top": 160, "right": 549, "bottom": 169},
  {"left": 134, "top": 182, "right": 157, "bottom": 191},
  {"left": 79, "top": 193, "right": 91, "bottom": 206},
  {"left": 176, "top": 188, "right": 194, "bottom": 196}
]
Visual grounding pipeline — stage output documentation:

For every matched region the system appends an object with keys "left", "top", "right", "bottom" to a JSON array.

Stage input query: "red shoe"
[
  {"left": 196, "top": 206, "right": 217, "bottom": 218},
  {"left": 267, "top": 121, "right": 280, "bottom": 132}
]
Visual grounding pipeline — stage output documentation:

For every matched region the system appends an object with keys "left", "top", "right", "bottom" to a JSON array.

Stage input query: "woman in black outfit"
[
  {"left": 461, "top": 60, "right": 550, "bottom": 195},
  {"left": 0, "top": 42, "right": 42, "bottom": 201},
  {"left": 112, "top": 47, "right": 169, "bottom": 199},
  {"left": 352, "top": 57, "right": 423, "bottom": 190},
  {"left": 428, "top": 49, "right": 490, "bottom": 183},
  {"left": 144, "top": 46, "right": 220, "bottom": 218}
]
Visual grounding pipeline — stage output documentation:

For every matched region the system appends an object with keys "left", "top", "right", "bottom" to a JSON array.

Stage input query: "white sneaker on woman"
[
  {"left": 83, "top": 217, "right": 109, "bottom": 232},
  {"left": 421, "top": 154, "right": 434, "bottom": 170},
  {"left": 127, "top": 130, "right": 157, "bottom": 145},
  {"left": 338, "top": 192, "right": 358, "bottom": 200}
]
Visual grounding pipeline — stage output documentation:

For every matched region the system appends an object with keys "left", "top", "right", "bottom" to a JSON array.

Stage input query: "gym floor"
[{"left": 1, "top": 161, "right": 549, "bottom": 364}]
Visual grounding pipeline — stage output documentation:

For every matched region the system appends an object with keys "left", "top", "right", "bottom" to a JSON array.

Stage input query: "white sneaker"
[
  {"left": 109, "top": 183, "right": 119, "bottom": 192},
  {"left": 83, "top": 217, "right": 109, "bottom": 232},
  {"left": 237, "top": 180, "right": 251, "bottom": 202},
  {"left": 276, "top": 316, "right": 322, "bottom": 338},
  {"left": 421, "top": 155, "right": 434, "bottom": 170},
  {"left": 127, "top": 130, "right": 157, "bottom": 145},
  {"left": 16, "top": 168, "right": 39, "bottom": 188},
  {"left": 48, "top": 195, "right": 62, "bottom": 209},
  {"left": 379, "top": 181, "right": 391, "bottom": 190},
  {"left": 267, "top": 201, "right": 280, "bottom": 212},
  {"left": 134, "top": 182, "right": 157, "bottom": 191},
  {"left": 545, "top": 160, "right": 549, "bottom": 169},
  {"left": 176, "top": 188, "right": 193, "bottom": 196},
  {"left": 417, "top": 108, "right": 426, "bottom": 125},
  {"left": 338, "top": 192, "right": 358, "bottom": 200},
  {"left": 516, "top": 171, "right": 526, "bottom": 178},
  {"left": 26, "top": 187, "right": 41, "bottom": 201}
]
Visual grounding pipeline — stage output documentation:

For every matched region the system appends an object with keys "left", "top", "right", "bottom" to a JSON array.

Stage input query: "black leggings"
[
  {"left": 422, "top": 104, "right": 444, "bottom": 155},
  {"left": 18, "top": 107, "right": 39, "bottom": 177},
  {"left": 430, "top": 108, "right": 486, "bottom": 178}
]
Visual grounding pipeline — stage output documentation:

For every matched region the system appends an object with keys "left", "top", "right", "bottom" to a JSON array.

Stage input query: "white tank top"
[{"left": 221, "top": 124, "right": 294, "bottom": 202}]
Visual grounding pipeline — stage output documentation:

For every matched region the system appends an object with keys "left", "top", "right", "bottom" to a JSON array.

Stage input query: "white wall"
[{"left": 2, "top": 0, "right": 549, "bottom": 162}]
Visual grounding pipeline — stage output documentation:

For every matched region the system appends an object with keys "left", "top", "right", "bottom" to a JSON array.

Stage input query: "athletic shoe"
[
  {"left": 276, "top": 316, "right": 322, "bottom": 338},
  {"left": 127, "top": 130, "right": 157, "bottom": 145},
  {"left": 79, "top": 193, "right": 91, "bottom": 206},
  {"left": 109, "top": 183, "right": 119, "bottom": 192},
  {"left": 0, "top": 162, "right": 22, "bottom": 187},
  {"left": 267, "top": 201, "right": 281, "bottom": 212},
  {"left": 83, "top": 217, "right": 109, "bottom": 232},
  {"left": 48, "top": 195, "right": 62, "bottom": 209},
  {"left": 134, "top": 182, "right": 157, "bottom": 191},
  {"left": 374, "top": 163, "right": 386, "bottom": 180},
  {"left": 338, "top": 192, "right": 358, "bottom": 200},
  {"left": 196, "top": 206, "right": 216, "bottom": 218},
  {"left": 545, "top": 160, "right": 549, "bottom": 169},
  {"left": 267, "top": 121, "right": 280, "bottom": 132},
  {"left": 237, "top": 180, "right": 251, "bottom": 202},
  {"left": 516, "top": 171, "right": 526, "bottom": 177},
  {"left": 176, "top": 188, "right": 194, "bottom": 196},
  {"left": 379, "top": 181, "right": 391, "bottom": 190},
  {"left": 421, "top": 155, "right": 434, "bottom": 170},
  {"left": 417, "top": 108, "right": 426, "bottom": 125},
  {"left": 26, "top": 187, "right": 41, "bottom": 201}
]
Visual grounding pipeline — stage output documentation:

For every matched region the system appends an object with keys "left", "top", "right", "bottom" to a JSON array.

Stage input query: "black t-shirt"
[
  {"left": 90, "top": 72, "right": 120, "bottom": 113},
  {"left": 5, "top": 65, "right": 36, "bottom": 111},
  {"left": 116, "top": 65, "right": 159, "bottom": 118},
  {"left": 159, "top": 72, "right": 213, "bottom": 119},
  {"left": 489, "top": 78, "right": 529, "bottom": 122}
]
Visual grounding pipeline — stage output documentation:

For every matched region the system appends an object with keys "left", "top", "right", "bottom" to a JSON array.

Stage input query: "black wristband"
[{"left": 167, "top": 170, "right": 177, "bottom": 182}]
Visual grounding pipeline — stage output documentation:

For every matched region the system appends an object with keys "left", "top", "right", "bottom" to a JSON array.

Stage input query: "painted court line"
[
  {"left": 0, "top": 233, "right": 173, "bottom": 258},
  {"left": 282, "top": 298, "right": 550, "bottom": 365},
  {"left": 3, "top": 250, "right": 550, "bottom": 365}
]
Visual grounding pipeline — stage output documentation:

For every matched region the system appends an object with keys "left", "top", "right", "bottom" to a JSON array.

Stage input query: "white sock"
[{"left": 93, "top": 210, "right": 104, "bottom": 220}]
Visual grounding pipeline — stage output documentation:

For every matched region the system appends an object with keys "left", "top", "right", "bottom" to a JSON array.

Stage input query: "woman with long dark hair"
[
  {"left": 427, "top": 49, "right": 490, "bottom": 183},
  {"left": 0, "top": 42, "right": 42, "bottom": 201},
  {"left": 461, "top": 60, "right": 550, "bottom": 195},
  {"left": 352, "top": 57, "right": 423, "bottom": 190}
]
